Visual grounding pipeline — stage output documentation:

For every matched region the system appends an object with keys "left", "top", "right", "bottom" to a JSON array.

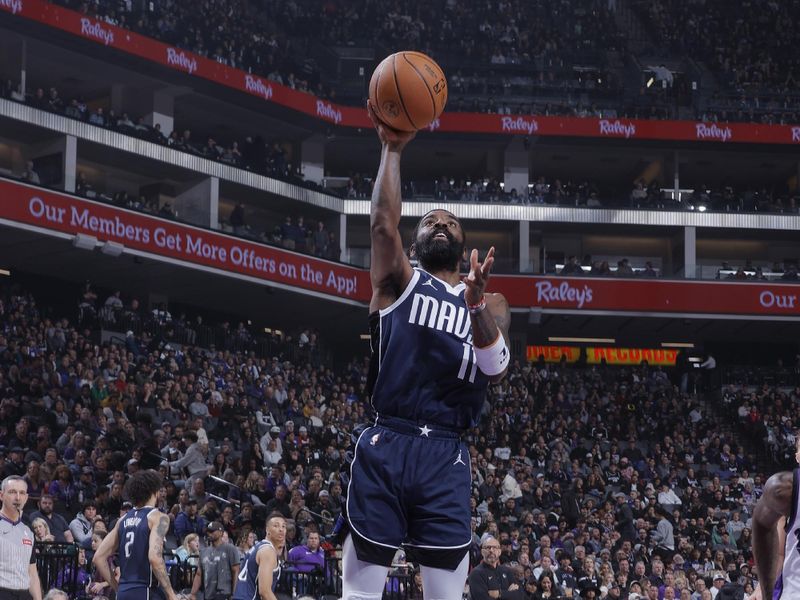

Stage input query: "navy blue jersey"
[
  {"left": 233, "top": 540, "right": 280, "bottom": 600},
  {"left": 368, "top": 268, "right": 489, "bottom": 430},
  {"left": 117, "top": 507, "right": 158, "bottom": 594}
]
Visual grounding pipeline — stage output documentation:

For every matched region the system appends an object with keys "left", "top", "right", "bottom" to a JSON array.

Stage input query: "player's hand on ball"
[
  {"left": 464, "top": 247, "right": 495, "bottom": 306},
  {"left": 367, "top": 100, "right": 416, "bottom": 151}
]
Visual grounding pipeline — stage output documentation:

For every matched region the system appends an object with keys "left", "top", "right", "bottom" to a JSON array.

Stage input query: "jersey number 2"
[
  {"left": 458, "top": 343, "right": 477, "bottom": 383},
  {"left": 124, "top": 532, "right": 135, "bottom": 558}
]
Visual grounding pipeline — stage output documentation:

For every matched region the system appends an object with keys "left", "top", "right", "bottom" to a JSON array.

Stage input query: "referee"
[{"left": 0, "top": 476, "right": 42, "bottom": 600}]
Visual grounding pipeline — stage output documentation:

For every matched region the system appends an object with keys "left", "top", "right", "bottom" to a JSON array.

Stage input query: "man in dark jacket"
[
  {"left": 468, "top": 537, "right": 524, "bottom": 600},
  {"left": 615, "top": 492, "right": 637, "bottom": 542}
]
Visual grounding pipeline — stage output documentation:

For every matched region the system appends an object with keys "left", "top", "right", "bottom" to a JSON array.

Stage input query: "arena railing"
[{"left": 34, "top": 542, "right": 80, "bottom": 597}]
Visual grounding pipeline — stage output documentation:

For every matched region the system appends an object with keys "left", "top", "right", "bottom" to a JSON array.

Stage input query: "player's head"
[
  {"left": 411, "top": 209, "right": 465, "bottom": 272},
  {"left": 266, "top": 512, "right": 287, "bottom": 545},
  {"left": 124, "top": 469, "right": 163, "bottom": 507}
]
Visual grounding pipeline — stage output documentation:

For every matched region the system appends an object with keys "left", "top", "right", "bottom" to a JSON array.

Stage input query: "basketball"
[{"left": 369, "top": 51, "right": 448, "bottom": 132}]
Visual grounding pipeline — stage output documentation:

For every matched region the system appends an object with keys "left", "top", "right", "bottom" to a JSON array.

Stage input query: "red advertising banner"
[
  {"left": 526, "top": 345, "right": 678, "bottom": 366},
  {"left": 585, "top": 347, "right": 678, "bottom": 366},
  {"left": 489, "top": 275, "right": 800, "bottom": 317},
  {"left": 2, "top": 0, "right": 800, "bottom": 145},
  {"left": 526, "top": 345, "right": 580, "bottom": 363},
  {"left": 2, "top": 179, "right": 800, "bottom": 316},
  {"left": 0, "top": 179, "right": 371, "bottom": 302}
]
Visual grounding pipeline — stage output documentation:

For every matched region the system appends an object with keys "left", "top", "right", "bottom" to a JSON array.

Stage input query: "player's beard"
[{"left": 415, "top": 229, "right": 464, "bottom": 272}]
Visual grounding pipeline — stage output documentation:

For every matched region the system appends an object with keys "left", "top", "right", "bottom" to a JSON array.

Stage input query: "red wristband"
[{"left": 467, "top": 297, "right": 486, "bottom": 313}]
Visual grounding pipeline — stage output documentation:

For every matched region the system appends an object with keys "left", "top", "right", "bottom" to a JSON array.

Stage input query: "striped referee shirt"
[{"left": 0, "top": 513, "right": 36, "bottom": 590}]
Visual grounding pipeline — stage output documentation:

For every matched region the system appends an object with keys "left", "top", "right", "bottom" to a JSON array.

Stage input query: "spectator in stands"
[
  {"left": 287, "top": 529, "right": 325, "bottom": 573},
  {"left": 560, "top": 256, "right": 584, "bottom": 276},
  {"left": 31, "top": 517, "right": 55, "bottom": 543},
  {"left": 191, "top": 521, "right": 240, "bottom": 600},
  {"left": 88, "top": 107, "right": 106, "bottom": 127},
  {"left": 229, "top": 202, "right": 246, "bottom": 235},
  {"left": 469, "top": 537, "right": 521, "bottom": 599},
  {"left": 69, "top": 501, "right": 98, "bottom": 544},
  {"left": 174, "top": 499, "right": 206, "bottom": 542},
  {"left": 22, "top": 160, "right": 40, "bottom": 184},
  {"left": 29, "top": 494, "right": 73, "bottom": 543}
]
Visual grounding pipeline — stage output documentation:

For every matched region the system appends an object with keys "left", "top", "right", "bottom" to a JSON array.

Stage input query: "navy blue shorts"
[
  {"left": 117, "top": 587, "right": 165, "bottom": 600},
  {"left": 346, "top": 417, "right": 471, "bottom": 569}
]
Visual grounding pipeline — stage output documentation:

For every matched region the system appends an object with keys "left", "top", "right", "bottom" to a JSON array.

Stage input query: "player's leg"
[
  {"left": 405, "top": 437, "right": 473, "bottom": 599},
  {"left": 341, "top": 533, "right": 391, "bottom": 600},
  {"left": 420, "top": 554, "right": 470, "bottom": 600},
  {"left": 343, "top": 426, "right": 407, "bottom": 599}
]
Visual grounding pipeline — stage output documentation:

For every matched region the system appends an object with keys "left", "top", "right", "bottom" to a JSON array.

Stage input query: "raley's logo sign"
[
  {"left": 245, "top": 75, "right": 273, "bottom": 100},
  {"left": 695, "top": 122, "right": 733, "bottom": 142},
  {"left": 501, "top": 116, "right": 539, "bottom": 135},
  {"left": 0, "top": 0, "right": 22, "bottom": 14},
  {"left": 599, "top": 119, "right": 636, "bottom": 139},
  {"left": 535, "top": 280, "right": 594, "bottom": 309},
  {"left": 316, "top": 101, "right": 342, "bottom": 124},
  {"left": 166, "top": 48, "right": 198, "bottom": 74},
  {"left": 80, "top": 17, "right": 115, "bottom": 45},
  {"left": 587, "top": 347, "right": 678, "bottom": 366}
]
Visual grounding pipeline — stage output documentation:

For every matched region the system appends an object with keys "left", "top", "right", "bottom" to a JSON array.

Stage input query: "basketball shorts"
[
  {"left": 346, "top": 416, "right": 471, "bottom": 570},
  {"left": 117, "top": 587, "right": 166, "bottom": 600}
]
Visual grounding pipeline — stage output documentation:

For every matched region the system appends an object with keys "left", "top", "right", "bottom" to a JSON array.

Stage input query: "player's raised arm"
[
  {"left": 753, "top": 470, "right": 794, "bottom": 598},
  {"left": 366, "top": 101, "right": 415, "bottom": 309},
  {"left": 256, "top": 544, "right": 279, "bottom": 600},
  {"left": 463, "top": 247, "right": 511, "bottom": 382},
  {"left": 148, "top": 511, "right": 181, "bottom": 600},
  {"left": 92, "top": 518, "right": 121, "bottom": 592}
]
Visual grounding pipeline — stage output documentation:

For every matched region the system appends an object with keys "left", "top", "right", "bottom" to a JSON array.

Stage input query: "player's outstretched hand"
[
  {"left": 463, "top": 247, "right": 495, "bottom": 306},
  {"left": 367, "top": 100, "right": 416, "bottom": 152}
]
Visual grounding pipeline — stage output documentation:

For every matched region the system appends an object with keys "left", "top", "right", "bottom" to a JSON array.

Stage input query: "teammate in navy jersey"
[
  {"left": 339, "top": 103, "right": 511, "bottom": 600},
  {"left": 92, "top": 470, "right": 188, "bottom": 600},
  {"left": 233, "top": 513, "right": 286, "bottom": 600}
]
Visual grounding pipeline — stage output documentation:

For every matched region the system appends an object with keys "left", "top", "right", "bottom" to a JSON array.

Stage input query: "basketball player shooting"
[{"left": 339, "top": 102, "right": 511, "bottom": 600}]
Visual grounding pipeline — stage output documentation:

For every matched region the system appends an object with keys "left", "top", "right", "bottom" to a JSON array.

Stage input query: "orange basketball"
[{"left": 369, "top": 51, "right": 447, "bottom": 132}]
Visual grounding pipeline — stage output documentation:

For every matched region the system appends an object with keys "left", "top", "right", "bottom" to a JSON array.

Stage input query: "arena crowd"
[
  {"left": 0, "top": 280, "right": 772, "bottom": 599},
  {"left": 27, "top": 0, "right": 800, "bottom": 125}
]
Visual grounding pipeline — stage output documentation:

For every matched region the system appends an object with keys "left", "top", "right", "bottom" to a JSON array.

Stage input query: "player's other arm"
[
  {"left": 148, "top": 511, "right": 181, "bottom": 600},
  {"left": 92, "top": 519, "right": 121, "bottom": 592},
  {"left": 256, "top": 545, "right": 279, "bottom": 600},
  {"left": 464, "top": 247, "right": 511, "bottom": 382},
  {"left": 366, "top": 101, "right": 414, "bottom": 308},
  {"left": 753, "top": 471, "right": 793, "bottom": 599}
]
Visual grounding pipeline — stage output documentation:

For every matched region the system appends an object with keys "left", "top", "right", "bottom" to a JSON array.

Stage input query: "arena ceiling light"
[
  {"left": 548, "top": 336, "right": 616, "bottom": 344},
  {"left": 101, "top": 241, "right": 124, "bottom": 257},
  {"left": 72, "top": 233, "right": 98, "bottom": 251},
  {"left": 360, "top": 334, "right": 371, "bottom": 340},
  {"left": 661, "top": 342, "right": 694, "bottom": 348},
  {"left": 0, "top": 269, "right": 9, "bottom": 276}
]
